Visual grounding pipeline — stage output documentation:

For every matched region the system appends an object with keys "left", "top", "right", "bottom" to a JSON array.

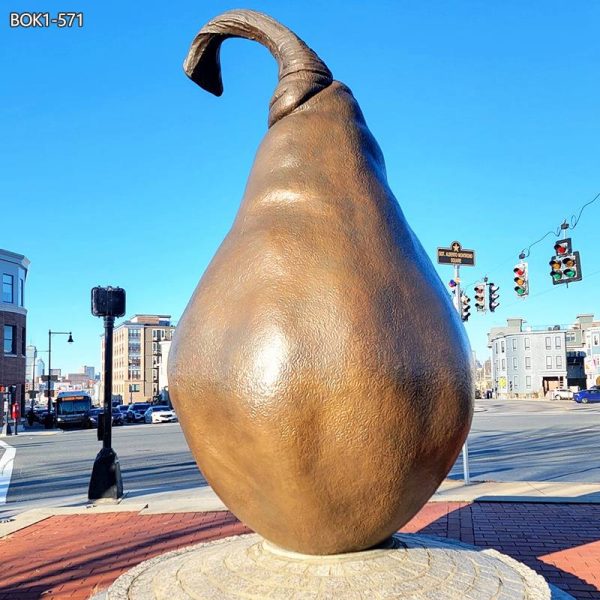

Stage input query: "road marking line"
[{"left": 0, "top": 440, "right": 16, "bottom": 504}]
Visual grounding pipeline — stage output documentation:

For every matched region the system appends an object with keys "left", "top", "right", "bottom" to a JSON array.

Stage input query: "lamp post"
[
  {"left": 30, "top": 346, "right": 37, "bottom": 413},
  {"left": 46, "top": 330, "right": 74, "bottom": 428},
  {"left": 88, "top": 285, "right": 125, "bottom": 501}
]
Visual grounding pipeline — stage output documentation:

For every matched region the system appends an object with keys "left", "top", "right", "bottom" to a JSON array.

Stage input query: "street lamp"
[{"left": 46, "top": 330, "right": 74, "bottom": 428}]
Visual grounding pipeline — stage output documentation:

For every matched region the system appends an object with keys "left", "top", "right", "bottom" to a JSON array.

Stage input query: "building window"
[
  {"left": 593, "top": 334, "right": 600, "bottom": 347},
  {"left": 556, "top": 356, "right": 562, "bottom": 368},
  {"left": 495, "top": 341, "right": 499, "bottom": 354},
  {"left": 513, "top": 357, "right": 517, "bottom": 369},
  {"left": 21, "top": 327, "right": 26, "bottom": 355},
  {"left": 545, "top": 337, "right": 551, "bottom": 350},
  {"left": 555, "top": 336, "right": 561, "bottom": 349},
  {"left": 514, "top": 376, "right": 518, "bottom": 388},
  {"left": 524, "top": 337, "right": 530, "bottom": 349},
  {"left": 3, "top": 325, "right": 16, "bottom": 354},
  {"left": 526, "top": 376, "right": 531, "bottom": 387},
  {"left": 566, "top": 332, "right": 576, "bottom": 343},
  {"left": 2, "top": 274, "right": 14, "bottom": 303},
  {"left": 501, "top": 341, "right": 505, "bottom": 353},
  {"left": 501, "top": 359, "right": 506, "bottom": 370},
  {"left": 525, "top": 356, "right": 531, "bottom": 369},
  {"left": 512, "top": 338, "right": 517, "bottom": 350},
  {"left": 18, "top": 268, "right": 25, "bottom": 306},
  {"left": 546, "top": 356, "right": 552, "bottom": 369}
]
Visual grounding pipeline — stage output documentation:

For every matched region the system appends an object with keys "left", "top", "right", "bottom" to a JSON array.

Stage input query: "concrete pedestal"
[{"left": 95, "top": 533, "right": 573, "bottom": 599}]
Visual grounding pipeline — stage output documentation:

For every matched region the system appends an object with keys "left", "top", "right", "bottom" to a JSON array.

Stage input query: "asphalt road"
[
  {"left": 2, "top": 422, "right": 205, "bottom": 515},
  {"left": 450, "top": 398, "right": 600, "bottom": 482},
  {"left": 2, "top": 398, "right": 600, "bottom": 515}
]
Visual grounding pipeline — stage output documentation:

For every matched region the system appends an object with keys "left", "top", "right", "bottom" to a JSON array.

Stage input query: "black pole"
[
  {"left": 88, "top": 287, "right": 124, "bottom": 501},
  {"left": 45, "top": 330, "right": 52, "bottom": 428},
  {"left": 103, "top": 316, "right": 114, "bottom": 449}
]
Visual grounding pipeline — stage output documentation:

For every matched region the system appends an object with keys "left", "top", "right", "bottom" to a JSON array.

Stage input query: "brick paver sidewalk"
[{"left": 0, "top": 502, "right": 599, "bottom": 599}]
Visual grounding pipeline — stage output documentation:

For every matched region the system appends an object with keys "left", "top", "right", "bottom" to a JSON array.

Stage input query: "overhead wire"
[
  {"left": 570, "top": 191, "right": 600, "bottom": 229},
  {"left": 456, "top": 190, "right": 598, "bottom": 301}
]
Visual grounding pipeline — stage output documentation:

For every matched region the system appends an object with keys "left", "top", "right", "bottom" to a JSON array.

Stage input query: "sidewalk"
[{"left": 1, "top": 481, "right": 600, "bottom": 599}]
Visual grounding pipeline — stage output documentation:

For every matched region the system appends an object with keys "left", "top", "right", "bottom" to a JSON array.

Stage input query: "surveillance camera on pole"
[{"left": 88, "top": 286, "right": 126, "bottom": 501}]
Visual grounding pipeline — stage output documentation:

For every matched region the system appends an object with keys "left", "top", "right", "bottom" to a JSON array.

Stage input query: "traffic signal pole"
[{"left": 453, "top": 264, "right": 471, "bottom": 486}]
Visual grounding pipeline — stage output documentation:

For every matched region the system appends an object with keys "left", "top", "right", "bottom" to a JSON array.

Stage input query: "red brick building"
[{"left": 1, "top": 248, "right": 29, "bottom": 414}]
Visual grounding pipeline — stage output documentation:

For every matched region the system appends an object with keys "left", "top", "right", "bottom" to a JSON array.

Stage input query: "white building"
[{"left": 489, "top": 314, "right": 597, "bottom": 398}]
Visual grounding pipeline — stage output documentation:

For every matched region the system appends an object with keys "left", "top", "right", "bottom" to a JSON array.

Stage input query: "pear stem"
[{"left": 183, "top": 10, "right": 333, "bottom": 127}]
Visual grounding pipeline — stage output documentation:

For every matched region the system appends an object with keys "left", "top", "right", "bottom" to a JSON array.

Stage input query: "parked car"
[
  {"left": 552, "top": 388, "right": 573, "bottom": 400},
  {"left": 126, "top": 403, "right": 151, "bottom": 423},
  {"left": 573, "top": 388, "right": 600, "bottom": 404},
  {"left": 144, "top": 405, "right": 178, "bottom": 424},
  {"left": 88, "top": 408, "right": 103, "bottom": 427},
  {"left": 88, "top": 407, "right": 124, "bottom": 427}
]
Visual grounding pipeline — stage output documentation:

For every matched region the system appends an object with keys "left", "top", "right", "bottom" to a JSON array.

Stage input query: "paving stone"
[
  {"left": 101, "top": 533, "right": 570, "bottom": 600},
  {"left": 3, "top": 503, "right": 599, "bottom": 599}
]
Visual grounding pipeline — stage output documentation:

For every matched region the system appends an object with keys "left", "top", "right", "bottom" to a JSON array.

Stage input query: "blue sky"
[{"left": 2, "top": 0, "right": 599, "bottom": 374}]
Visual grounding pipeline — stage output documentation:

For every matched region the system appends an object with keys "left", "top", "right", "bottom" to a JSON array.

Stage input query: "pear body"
[{"left": 169, "top": 82, "right": 473, "bottom": 555}]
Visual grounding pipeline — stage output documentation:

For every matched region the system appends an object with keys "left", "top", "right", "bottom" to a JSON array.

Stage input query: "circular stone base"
[{"left": 99, "top": 533, "right": 573, "bottom": 600}]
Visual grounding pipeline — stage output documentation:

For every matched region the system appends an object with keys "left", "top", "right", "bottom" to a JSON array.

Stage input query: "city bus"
[{"left": 55, "top": 391, "right": 93, "bottom": 429}]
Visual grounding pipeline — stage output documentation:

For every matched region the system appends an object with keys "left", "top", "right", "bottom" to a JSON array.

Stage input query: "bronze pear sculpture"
[{"left": 169, "top": 9, "right": 473, "bottom": 555}]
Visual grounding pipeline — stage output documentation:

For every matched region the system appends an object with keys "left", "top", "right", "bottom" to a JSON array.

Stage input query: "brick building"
[{"left": 1, "top": 248, "right": 30, "bottom": 413}]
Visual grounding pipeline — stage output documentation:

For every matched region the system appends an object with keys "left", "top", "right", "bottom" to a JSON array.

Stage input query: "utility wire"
[
  {"left": 498, "top": 267, "right": 600, "bottom": 313},
  {"left": 444, "top": 191, "right": 598, "bottom": 296},
  {"left": 570, "top": 191, "right": 600, "bottom": 229},
  {"left": 519, "top": 190, "right": 599, "bottom": 259},
  {"left": 519, "top": 228, "right": 561, "bottom": 259}
]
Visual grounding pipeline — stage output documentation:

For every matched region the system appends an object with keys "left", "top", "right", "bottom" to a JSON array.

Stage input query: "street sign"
[
  {"left": 437, "top": 241, "right": 475, "bottom": 266},
  {"left": 41, "top": 375, "right": 58, "bottom": 382}
]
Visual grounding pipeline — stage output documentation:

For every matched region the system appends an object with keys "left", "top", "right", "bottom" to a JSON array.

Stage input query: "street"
[
  {"left": 2, "top": 398, "right": 600, "bottom": 517},
  {"left": 450, "top": 398, "right": 600, "bottom": 482}
]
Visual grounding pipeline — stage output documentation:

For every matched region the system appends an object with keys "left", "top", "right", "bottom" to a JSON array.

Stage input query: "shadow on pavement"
[
  {"left": 406, "top": 502, "right": 600, "bottom": 598},
  {"left": 450, "top": 427, "right": 600, "bottom": 483},
  {"left": 0, "top": 501, "right": 598, "bottom": 598}
]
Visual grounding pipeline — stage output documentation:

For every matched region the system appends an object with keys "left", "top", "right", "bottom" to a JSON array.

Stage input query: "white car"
[
  {"left": 552, "top": 388, "right": 573, "bottom": 400},
  {"left": 144, "top": 405, "right": 178, "bottom": 424}
]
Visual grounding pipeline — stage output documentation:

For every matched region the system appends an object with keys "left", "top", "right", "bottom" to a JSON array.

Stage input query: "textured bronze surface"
[{"left": 169, "top": 9, "right": 473, "bottom": 555}]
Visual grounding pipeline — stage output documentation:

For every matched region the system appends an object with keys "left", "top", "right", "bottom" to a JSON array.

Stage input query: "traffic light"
[
  {"left": 474, "top": 283, "right": 486, "bottom": 312},
  {"left": 549, "top": 238, "right": 582, "bottom": 285},
  {"left": 553, "top": 239, "right": 570, "bottom": 257},
  {"left": 513, "top": 262, "right": 529, "bottom": 297},
  {"left": 460, "top": 294, "right": 471, "bottom": 322},
  {"left": 488, "top": 283, "right": 500, "bottom": 312}
]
